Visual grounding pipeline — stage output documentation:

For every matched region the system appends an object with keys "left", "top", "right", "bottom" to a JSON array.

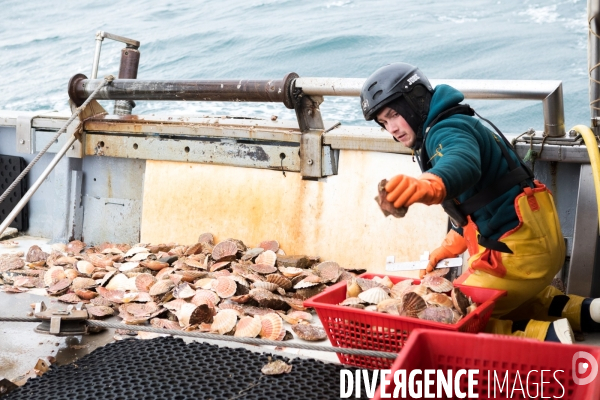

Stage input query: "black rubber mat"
[
  {"left": 5, "top": 336, "right": 369, "bottom": 400},
  {"left": 0, "top": 155, "right": 27, "bottom": 231}
]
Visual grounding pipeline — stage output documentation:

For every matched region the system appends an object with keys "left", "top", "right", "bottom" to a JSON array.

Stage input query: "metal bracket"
[
  {"left": 33, "top": 301, "right": 88, "bottom": 336},
  {"left": 294, "top": 92, "right": 325, "bottom": 179},
  {"left": 15, "top": 115, "right": 34, "bottom": 154},
  {"left": 91, "top": 31, "right": 140, "bottom": 79}
]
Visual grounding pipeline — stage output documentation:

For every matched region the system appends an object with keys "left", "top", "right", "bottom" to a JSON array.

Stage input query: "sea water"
[{"left": 0, "top": 0, "right": 589, "bottom": 133}]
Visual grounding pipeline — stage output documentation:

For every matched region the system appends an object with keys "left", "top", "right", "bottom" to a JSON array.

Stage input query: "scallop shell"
[
  {"left": 401, "top": 292, "right": 427, "bottom": 317},
  {"left": 51, "top": 243, "right": 67, "bottom": 253},
  {"left": 124, "top": 246, "right": 150, "bottom": 258},
  {"left": 294, "top": 284, "right": 327, "bottom": 300},
  {"left": 358, "top": 287, "right": 390, "bottom": 305},
  {"left": 185, "top": 243, "right": 204, "bottom": 256},
  {"left": 148, "top": 279, "right": 175, "bottom": 296},
  {"left": 429, "top": 267, "right": 450, "bottom": 277},
  {"left": 72, "top": 277, "right": 97, "bottom": 290},
  {"left": 285, "top": 310, "right": 313, "bottom": 323},
  {"left": 390, "top": 279, "right": 414, "bottom": 299},
  {"left": 212, "top": 241, "right": 238, "bottom": 262},
  {"left": 180, "top": 270, "right": 208, "bottom": 282},
  {"left": 197, "top": 232, "right": 214, "bottom": 244},
  {"left": 346, "top": 279, "right": 362, "bottom": 298},
  {"left": 210, "top": 276, "right": 236, "bottom": 298},
  {"left": 316, "top": 261, "right": 343, "bottom": 283},
  {"left": 356, "top": 277, "right": 386, "bottom": 292},
  {"left": 164, "top": 298, "right": 188, "bottom": 311},
  {"left": 44, "top": 266, "right": 66, "bottom": 287},
  {"left": 424, "top": 292, "right": 454, "bottom": 308},
  {"left": 66, "top": 240, "right": 86, "bottom": 254},
  {"left": 150, "top": 318, "right": 182, "bottom": 330},
  {"left": 251, "top": 281, "right": 279, "bottom": 292},
  {"left": 241, "top": 247, "right": 264, "bottom": 261},
  {"left": 364, "top": 305, "right": 378, "bottom": 312},
  {"left": 177, "top": 303, "right": 214, "bottom": 326},
  {"left": 141, "top": 260, "right": 170, "bottom": 271},
  {"left": 211, "top": 309, "right": 238, "bottom": 334},
  {"left": 155, "top": 267, "right": 175, "bottom": 280},
  {"left": 339, "top": 297, "right": 365, "bottom": 307},
  {"left": 229, "top": 294, "right": 253, "bottom": 304},
  {"left": 25, "top": 245, "right": 48, "bottom": 262},
  {"left": 234, "top": 315, "right": 262, "bottom": 338},
  {"left": 58, "top": 293, "right": 83, "bottom": 304},
  {"left": 260, "top": 313, "right": 284, "bottom": 340},
  {"left": 192, "top": 289, "right": 220, "bottom": 306},
  {"left": 86, "top": 305, "right": 114, "bottom": 317},
  {"left": 465, "top": 303, "right": 477, "bottom": 315},
  {"left": 135, "top": 273, "right": 156, "bottom": 292},
  {"left": 74, "top": 288, "right": 98, "bottom": 300},
  {"left": 404, "top": 284, "right": 429, "bottom": 297},
  {"left": 96, "top": 287, "right": 125, "bottom": 303},
  {"left": 210, "top": 261, "right": 231, "bottom": 272},
  {"left": 373, "top": 275, "right": 394, "bottom": 289},
  {"left": 418, "top": 306, "right": 455, "bottom": 324},
  {"left": 74, "top": 260, "right": 94, "bottom": 275},
  {"left": 258, "top": 240, "right": 279, "bottom": 253},
  {"left": 129, "top": 252, "right": 151, "bottom": 262},
  {"left": 106, "top": 273, "right": 134, "bottom": 291},
  {"left": 376, "top": 298, "right": 403, "bottom": 315},
  {"left": 119, "top": 261, "right": 140, "bottom": 272},
  {"left": 229, "top": 274, "right": 249, "bottom": 288},
  {"left": 278, "top": 267, "right": 304, "bottom": 278},
  {"left": 102, "top": 247, "right": 123, "bottom": 255},
  {"left": 422, "top": 275, "right": 454, "bottom": 293},
  {"left": 173, "top": 282, "right": 197, "bottom": 299},
  {"left": 89, "top": 295, "right": 114, "bottom": 307},
  {"left": 64, "top": 269, "right": 79, "bottom": 280},
  {"left": 451, "top": 287, "right": 471, "bottom": 315},
  {"left": 292, "top": 324, "right": 327, "bottom": 341},
  {"left": 293, "top": 275, "right": 322, "bottom": 289},
  {"left": 261, "top": 360, "right": 292, "bottom": 375},
  {"left": 255, "top": 250, "right": 277, "bottom": 267},
  {"left": 250, "top": 263, "right": 277, "bottom": 274},
  {"left": 265, "top": 274, "right": 292, "bottom": 290},
  {"left": 193, "top": 278, "right": 215, "bottom": 290}
]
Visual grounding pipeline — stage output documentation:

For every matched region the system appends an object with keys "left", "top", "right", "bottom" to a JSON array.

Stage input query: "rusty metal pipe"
[
  {"left": 69, "top": 73, "right": 298, "bottom": 109},
  {"left": 113, "top": 46, "right": 141, "bottom": 115}
]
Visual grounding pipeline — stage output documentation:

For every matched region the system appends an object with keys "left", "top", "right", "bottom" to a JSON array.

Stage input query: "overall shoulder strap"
[{"left": 417, "top": 104, "right": 475, "bottom": 171}]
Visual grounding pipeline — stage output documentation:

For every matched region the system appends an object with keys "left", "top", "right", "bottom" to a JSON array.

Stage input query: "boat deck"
[{"left": 2, "top": 235, "right": 600, "bottom": 385}]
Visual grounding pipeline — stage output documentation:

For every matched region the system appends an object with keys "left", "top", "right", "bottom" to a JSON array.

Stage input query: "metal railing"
[{"left": 69, "top": 75, "right": 566, "bottom": 137}]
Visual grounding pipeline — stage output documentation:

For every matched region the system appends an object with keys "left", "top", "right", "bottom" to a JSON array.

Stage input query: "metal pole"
[
  {"left": 0, "top": 135, "right": 78, "bottom": 235},
  {"left": 69, "top": 75, "right": 298, "bottom": 109},
  {"left": 294, "top": 77, "right": 566, "bottom": 137},
  {"left": 91, "top": 32, "right": 103, "bottom": 79},
  {"left": 589, "top": 0, "right": 600, "bottom": 134},
  {"left": 113, "top": 46, "right": 141, "bottom": 115}
]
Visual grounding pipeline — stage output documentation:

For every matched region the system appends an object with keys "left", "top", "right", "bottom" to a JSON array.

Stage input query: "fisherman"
[{"left": 361, "top": 62, "right": 600, "bottom": 343}]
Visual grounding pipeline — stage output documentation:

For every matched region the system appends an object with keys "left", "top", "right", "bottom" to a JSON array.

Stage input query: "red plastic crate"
[
  {"left": 304, "top": 273, "right": 506, "bottom": 369},
  {"left": 372, "top": 329, "right": 600, "bottom": 400}
]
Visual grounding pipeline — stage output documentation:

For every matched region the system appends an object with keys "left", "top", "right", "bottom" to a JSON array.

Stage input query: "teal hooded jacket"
[{"left": 419, "top": 84, "right": 530, "bottom": 240}]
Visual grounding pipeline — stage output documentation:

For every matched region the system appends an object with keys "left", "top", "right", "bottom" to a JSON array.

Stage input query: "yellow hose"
[{"left": 571, "top": 125, "right": 600, "bottom": 233}]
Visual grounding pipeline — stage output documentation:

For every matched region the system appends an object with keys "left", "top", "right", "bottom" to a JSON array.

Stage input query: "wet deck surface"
[
  {"left": 2, "top": 235, "right": 600, "bottom": 385},
  {"left": 0, "top": 236, "right": 341, "bottom": 382}
]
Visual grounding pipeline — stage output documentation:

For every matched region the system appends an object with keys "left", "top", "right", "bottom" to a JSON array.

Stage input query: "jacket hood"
[{"left": 422, "top": 84, "right": 465, "bottom": 136}]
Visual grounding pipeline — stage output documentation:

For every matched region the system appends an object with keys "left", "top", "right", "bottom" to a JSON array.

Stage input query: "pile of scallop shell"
[
  {"left": 339, "top": 270, "right": 477, "bottom": 324},
  {"left": 0, "top": 234, "right": 364, "bottom": 341}
]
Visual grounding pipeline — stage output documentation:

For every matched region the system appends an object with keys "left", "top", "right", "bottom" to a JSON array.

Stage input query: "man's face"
[{"left": 376, "top": 106, "right": 416, "bottom": 148}]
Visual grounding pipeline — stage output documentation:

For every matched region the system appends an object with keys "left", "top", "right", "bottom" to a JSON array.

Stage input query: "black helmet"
[{"left": 360, "top": 62, "right": 433, "bottom": 125}]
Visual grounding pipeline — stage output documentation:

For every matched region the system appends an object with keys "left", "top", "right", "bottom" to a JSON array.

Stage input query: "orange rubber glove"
[
  {"left": 385, "top": 173, "right": 446, "bottom": 209},
  {"left": 420, "top": 229, "right": 468, "bottom": 278}
]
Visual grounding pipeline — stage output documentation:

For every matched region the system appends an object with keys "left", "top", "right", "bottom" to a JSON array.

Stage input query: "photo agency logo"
[
  {"left": 572, "top": 351, "right": 598, "bottom": 386},
  {"left": 340, "top": 353, "right": 599, "bottom": 399}
]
